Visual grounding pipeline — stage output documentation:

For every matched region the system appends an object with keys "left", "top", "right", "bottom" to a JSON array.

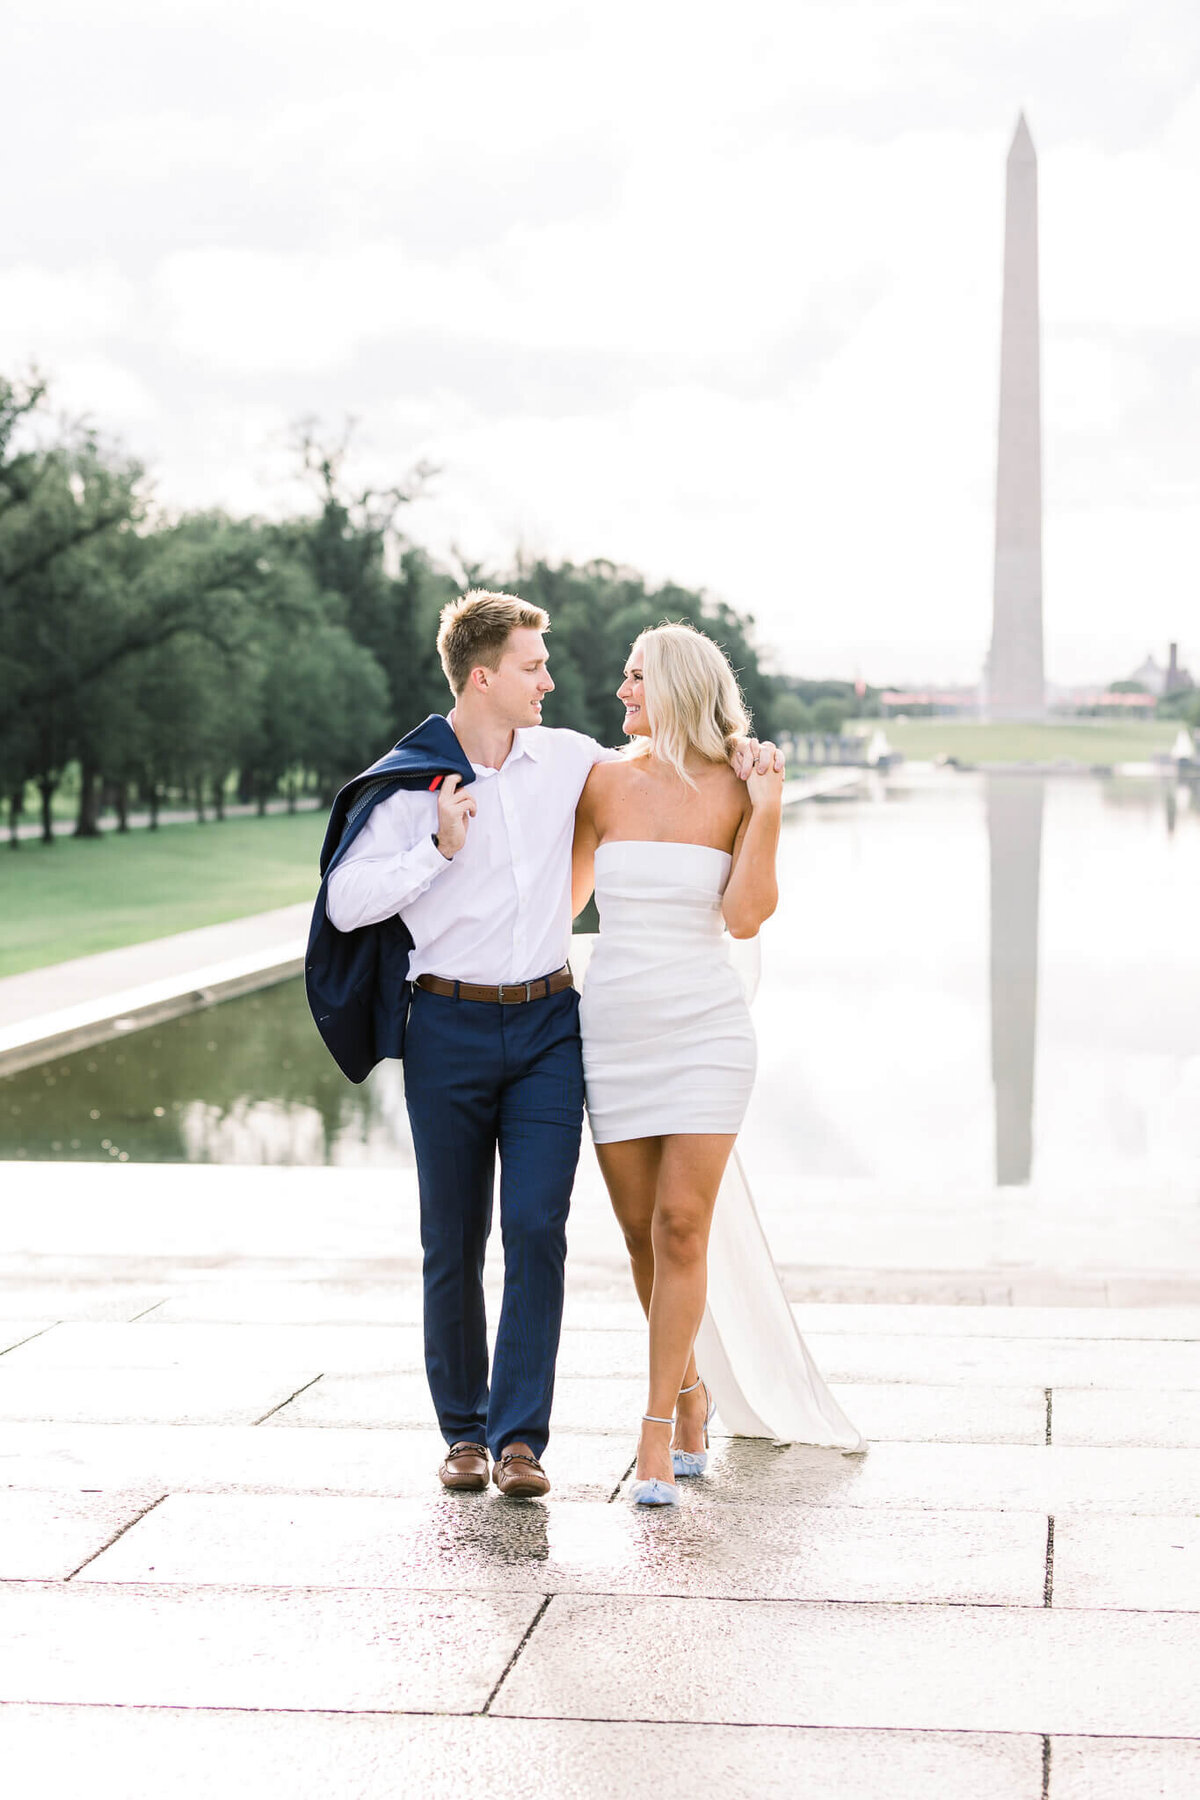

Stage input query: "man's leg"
[
  {"left": 489, "top": 988, "right": 585, "bottom": 1462},
  {"left": 402, "top": 988, "right": 501, "bottom": 1448}
]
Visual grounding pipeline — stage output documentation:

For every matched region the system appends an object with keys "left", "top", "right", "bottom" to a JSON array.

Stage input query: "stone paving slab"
[
  {"left": 1051, "top": 1387, "right": 1200, "bottom": 1448},
  {"left": 0, "top": 1163, "right": 420, "bottom": 1261},
  {"left": 494, "top": 1595, "right": 1200, "bottom": 1735},
  {"left": 0, "top": 1284, "right": 166, "bottom": 1322},
  {"left": 0, "top": 1367, "right": 322, "bottom": 1427},
  {"left": 0, "top": 1490, "right": 157, "bottom": 1581},
  {"left": 150, "top": 1283, "right": 646, "bottom": 1333},
  {"left": 270, "top": 1369, "right": 648, "bottom": 1433},
  {"left": 1, "top": 1320, "right": 647, "bottom": 1380},
  {"left": 658, "top": 1437, "right": 1200, "bottom": 1515},
  {"left": 805, "top": 1330, "right": 1200, "bottom": 1389},
  {"left": 751, "top": 1178, "right": 1200, "bottom": 1279},
  {"left": 9, "top": 1421, "right": 1197, "bottom": 1517},
  {"left": 0, "top": 1581, "right": 541, "bottom": 1712},
  {"left": 831, "top": 1381, "right": 1047, "bottom": 1444},
  {"left": 1053, "top": 1515, "right": 1200, "bottom": 1612},
  {"left": 797, "top": 1302, "right": 1200, "bottom": 1340},
  {"left": 0, "top": 1324, "right": 53, "bottom": 1357},
  {"left": 1, "top": 1320, "right": 427, "bottom": 1373},
  {"left": 151, "top": 1283, "right": 425, "bottom": 1326},
  {"left": 82, "top": 1491, "right": 1048, "bottom": 1607},
  {"left": 276, "top": 1369, "right": 1049, "bottom": 1445},
  {"left": 0, "top": 1422, "right": 633, "bottom": 1501},
  {"left": 0, "top": 1707, "right": 1046, "bottom": 1800},
  {"left": 1051, "top": 1735, "right": 1200, "bottom": 1799}
]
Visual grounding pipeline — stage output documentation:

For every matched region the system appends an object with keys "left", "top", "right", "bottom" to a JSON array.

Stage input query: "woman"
[{"left": 573, "top": 623, "right": 862, "bottom": 1505}]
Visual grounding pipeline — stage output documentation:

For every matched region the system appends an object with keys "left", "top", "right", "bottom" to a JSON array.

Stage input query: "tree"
[
  {"left": 1159, "top": 687, "right": 1200, "bottom": 728},
  {"left": 771, "top": 693, "right": 814, "bottom": 736},
  {"left": 812, "top": 697, "right": 849, "bottom": 736},
  {"left": 281, "top": 419, "right": 447, "bottom": 734},
  {"left": 0, "top": 379, "right": 144, "bottom": 837}
]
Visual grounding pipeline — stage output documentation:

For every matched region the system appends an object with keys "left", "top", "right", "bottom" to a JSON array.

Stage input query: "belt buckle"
[{"left": 499, "top": 983, "right": 522, "bottom": 1005}]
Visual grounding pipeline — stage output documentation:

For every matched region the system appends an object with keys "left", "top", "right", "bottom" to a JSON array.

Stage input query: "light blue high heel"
[
  {"left": 672, "top": 1377, "right": 715, "bottom": 1478},
  {"left": 629, "top": 1413, "right": 680, "bottom": 1506}
]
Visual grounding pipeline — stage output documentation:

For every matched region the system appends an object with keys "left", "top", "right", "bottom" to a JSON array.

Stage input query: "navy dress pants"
[{"left": 402, "top": 983, "right": 585, "bottom": 1460}]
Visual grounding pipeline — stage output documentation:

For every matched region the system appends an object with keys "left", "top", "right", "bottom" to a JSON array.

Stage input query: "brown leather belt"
[{"left": 414, "top": 965, "right": 573, "bottom": 1005}]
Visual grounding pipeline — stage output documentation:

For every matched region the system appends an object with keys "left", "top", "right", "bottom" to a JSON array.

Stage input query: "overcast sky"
[{"left": 4, "top": 0, "right": 1197, "bottom": 685}]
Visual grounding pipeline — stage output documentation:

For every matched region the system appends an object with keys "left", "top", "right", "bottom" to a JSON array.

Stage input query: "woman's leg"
[
  {"left": 595, "top": 1137, "right": 674, "bottom": 1483},
  {"left": 597, "top": 1132, "right": 735, "bottom": 1483},
  {"left": 643, "top": 1133, "right": 736, "bottom": 1480},
  {"left": 595, "top": 1138, "right": 662, "bottom": 1321},
  {"left": 595, "top": 1137, "right": 702, "bottom": 1395}
]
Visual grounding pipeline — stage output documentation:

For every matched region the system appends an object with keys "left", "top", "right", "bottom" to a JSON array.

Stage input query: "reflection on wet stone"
[
  {"left": 432, "top": 1494, "right": 551, "bottom": 1570},
  {"left": 987, "top": 775, "right": 1043, "bottom": 1187}
]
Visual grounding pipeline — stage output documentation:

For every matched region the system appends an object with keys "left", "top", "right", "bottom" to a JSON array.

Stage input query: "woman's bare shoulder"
[
  {"left": 707, "top": 759, "right": 751, "bottom": 805},
  {"left": 579, "top": 757, "right": 629, "bottom": 813},
  {"left": 584, "top": 757, "right": 636, "bottom": 793}
]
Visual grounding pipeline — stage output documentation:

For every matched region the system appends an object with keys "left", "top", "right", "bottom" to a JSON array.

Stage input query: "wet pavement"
[{"left": 0, "top": 1158, "right": 1196, "bottom": 1798}]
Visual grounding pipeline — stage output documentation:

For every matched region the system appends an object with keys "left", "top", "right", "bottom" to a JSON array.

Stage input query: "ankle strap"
[
  {"left": 642, "top": 1413, "right": 674, "bottom": 1424},
  {"left": 678, "top": 1378, "right": 703, "bottom": 1396}
]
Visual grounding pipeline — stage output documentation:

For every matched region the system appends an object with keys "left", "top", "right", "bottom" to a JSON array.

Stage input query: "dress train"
[
  {"left": 695, "top": 934, "right": 863, "bottom": 1450},
  {"left": 696, "top": 1147, "right": 863, "bottom": 1449}
]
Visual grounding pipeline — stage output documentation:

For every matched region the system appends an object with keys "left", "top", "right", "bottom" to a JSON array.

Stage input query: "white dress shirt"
[{"left": 325, "top": 724, "right": 617, "bottom": 985}]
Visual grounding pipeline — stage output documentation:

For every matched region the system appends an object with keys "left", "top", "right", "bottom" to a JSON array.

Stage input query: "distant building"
[
  {"left": 1127, "top": 653, "right": 1169, "bottom": 697},
  {"left": 1166, "top": 642, "right": 1195, "bottom": 694},
  {"left": 880, "top": 689, "right": 980, "bottom": 718},
  {"left": 1122, "top": 643, "right": 1193, "bottom": 699},
  {"left": 1052, "top": 689, "right": 1158, "bottom": 717}
]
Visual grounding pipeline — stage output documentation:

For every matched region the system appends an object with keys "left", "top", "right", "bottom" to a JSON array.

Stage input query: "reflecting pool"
[{"left": 3, "top": 772, "right": 1198, "bottom": 1198}]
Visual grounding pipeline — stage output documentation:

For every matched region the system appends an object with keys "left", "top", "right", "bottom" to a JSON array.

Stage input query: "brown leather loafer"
[
  {"left": 492, "top": 1443, "right": 550, "bottom": 1499},
  {"left": 439, "top": 1441, "right": 489, "bottom": 1492}
]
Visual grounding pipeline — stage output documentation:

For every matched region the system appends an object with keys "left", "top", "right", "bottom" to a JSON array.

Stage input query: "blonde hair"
[
  {"left": 437, "top": 589, "right": 550, "bottom": 694},
  {"left": 626, "top": 621, "right": 751, "bottom": 786}
]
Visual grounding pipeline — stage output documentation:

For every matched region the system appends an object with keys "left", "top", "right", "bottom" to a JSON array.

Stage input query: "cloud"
[
  {"left": 0, "top": 264, "right": 139, "bottom": 358},
  {"left": 2, "top": 0, "right": 1197, "bottom": 685}
]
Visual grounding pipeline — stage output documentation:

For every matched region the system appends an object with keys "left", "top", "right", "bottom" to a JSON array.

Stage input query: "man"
[{"left": 315, "top": 591, "right": 776, "bottom": 1498}]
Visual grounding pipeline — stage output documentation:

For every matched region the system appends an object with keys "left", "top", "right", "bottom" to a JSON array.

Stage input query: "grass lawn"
[
  {"left": 856, "top": 718, "right": 1179, "bottom": 767},
  {"left": 0, "top": 811, "right": 325, "bottom": 979}
]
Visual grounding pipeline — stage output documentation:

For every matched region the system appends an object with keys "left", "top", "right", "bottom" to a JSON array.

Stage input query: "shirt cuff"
[{"left": 409, "top": 830, "right": 454, "bottom": 891}]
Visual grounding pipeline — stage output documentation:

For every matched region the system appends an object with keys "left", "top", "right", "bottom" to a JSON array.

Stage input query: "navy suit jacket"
[{"left": 305, "top": 714, "right": 476, "bottom": 1083}]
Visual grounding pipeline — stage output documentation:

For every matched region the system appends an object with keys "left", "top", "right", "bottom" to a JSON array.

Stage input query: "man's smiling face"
[{"left": 478, "top": 627, "right": 555, "bottom": 730}]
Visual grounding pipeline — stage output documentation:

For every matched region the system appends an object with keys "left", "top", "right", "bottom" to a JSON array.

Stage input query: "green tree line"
[{"left": 1, "top": 374, "right": 820, "bottom": 846}]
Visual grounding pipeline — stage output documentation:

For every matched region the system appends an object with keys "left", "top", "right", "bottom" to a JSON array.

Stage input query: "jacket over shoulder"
[{"left": 305, "top": 714, "right": 475, "bottom": 1083}]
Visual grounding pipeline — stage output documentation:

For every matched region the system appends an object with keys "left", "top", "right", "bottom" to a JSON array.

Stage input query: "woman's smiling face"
[{"left": 617, "top": 642, "right": 651, "bottom": 738}]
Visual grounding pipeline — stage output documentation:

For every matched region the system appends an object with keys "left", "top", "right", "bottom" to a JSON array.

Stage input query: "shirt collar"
[{"left": 446, "top": 713, "right": 540, "bottom": 771}]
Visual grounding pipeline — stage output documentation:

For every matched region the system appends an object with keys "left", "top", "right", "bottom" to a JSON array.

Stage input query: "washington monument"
[{"left": 985, "top": 115, "right": 1045, "bottom": 721}]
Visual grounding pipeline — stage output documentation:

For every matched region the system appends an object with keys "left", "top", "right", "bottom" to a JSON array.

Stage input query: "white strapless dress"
[
  {"left": 577, "top": 840, "right": 864, "bottom": 1452},
  {"left": 580, "top": 840, "right": 755, "bottom": 1142}
]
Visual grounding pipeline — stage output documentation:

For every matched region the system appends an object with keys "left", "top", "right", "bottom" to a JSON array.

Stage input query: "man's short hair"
[{"left": 437, "top": 589, "right": 550, "bottom": 695}]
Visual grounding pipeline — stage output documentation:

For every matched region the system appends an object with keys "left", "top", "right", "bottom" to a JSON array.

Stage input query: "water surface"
[{"left": 4, "top": 772, "right": 1198, "bottom": 1198}]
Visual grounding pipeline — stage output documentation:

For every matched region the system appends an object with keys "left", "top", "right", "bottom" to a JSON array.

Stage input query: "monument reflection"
[{"left": 987, "top": 774, "right": 1044, "bottom": 1186}]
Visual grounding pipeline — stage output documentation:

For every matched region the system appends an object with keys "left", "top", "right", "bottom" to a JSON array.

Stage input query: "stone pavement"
[{"left": 0, "top": 1159, "right": 1197, "bottom": 1799}]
